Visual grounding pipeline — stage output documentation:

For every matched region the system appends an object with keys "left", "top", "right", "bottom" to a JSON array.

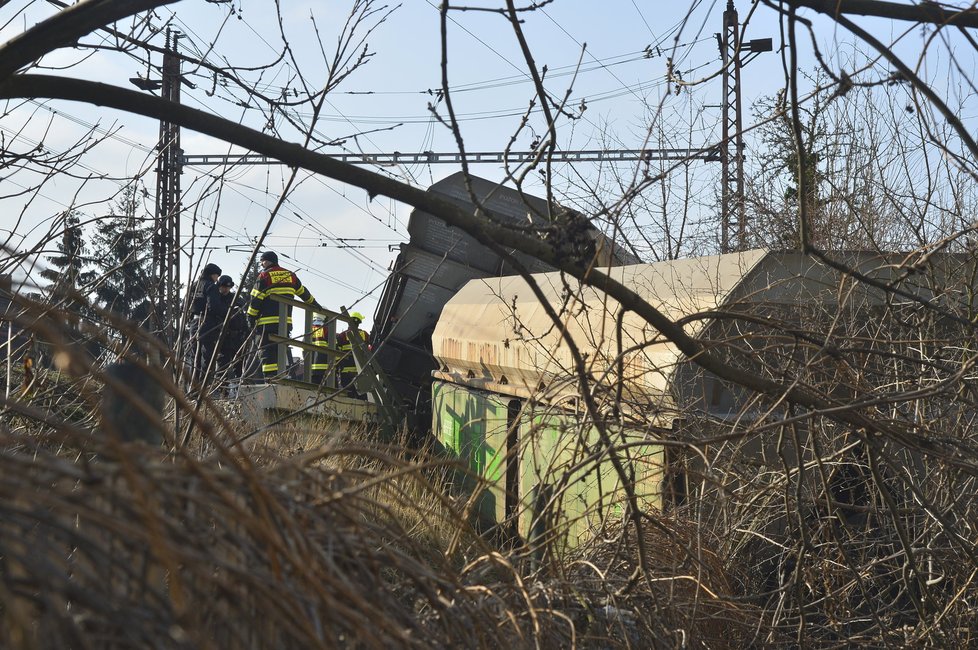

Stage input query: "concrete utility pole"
[{"left": 153, "top": 29, "right": 182, "bottom": 345}]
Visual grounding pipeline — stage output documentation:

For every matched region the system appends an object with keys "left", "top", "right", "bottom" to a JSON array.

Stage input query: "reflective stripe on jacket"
[
  {"left": 311, "top": 324, "right": 329, "bottom": 371},
  {"left": 247, "top": 265, "right": 315, "bottom": 326},
  {"left": 338, "top": 329, "right": 368, "bottom": 374}
]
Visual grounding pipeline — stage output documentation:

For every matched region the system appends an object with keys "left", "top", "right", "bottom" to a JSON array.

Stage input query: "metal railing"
[
  {"left": 262, "top": 295, "right": 403, "bottom": 439},
  {"left": 264, "top": 294, "right": 340, "bottom": 387}
]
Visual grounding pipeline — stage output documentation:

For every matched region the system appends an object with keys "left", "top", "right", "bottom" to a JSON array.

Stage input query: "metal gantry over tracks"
[{"left": 181, "top": 147, "right": 721, "bottom": 167}]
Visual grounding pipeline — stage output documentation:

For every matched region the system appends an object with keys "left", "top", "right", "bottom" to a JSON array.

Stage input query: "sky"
[{"left": 2, "top": 0, "right": 974, "bottom": 330}]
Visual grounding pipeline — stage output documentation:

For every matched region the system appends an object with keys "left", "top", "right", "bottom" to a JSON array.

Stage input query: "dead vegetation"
[
  {"left": 0, "top": 375, "right": 752, "bottom": 648},
  {"left": 4, "top": 279, "right": 978, "bottom": 648},
  {"left": 0, "top": 295, "right": 741, "bottom": 649},
  {"left": 5, "top": 2, "right": 978, "bottom": 646}
]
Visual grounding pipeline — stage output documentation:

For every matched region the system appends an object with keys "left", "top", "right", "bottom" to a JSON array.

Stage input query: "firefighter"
[
  {"left": 191, "top": 262, "right": 222, "bottom": 383},
  {"left": 310, "top": 314, "right": 330, "bottom": 386},
  {"left": 246, "top": 251, "right": 319, "bottom": 380},
  {"left": 214, "top": 275, "right": 248, "bottom": 398},
  {"left": 337, "top": 311, "right": 368, "bottom": 397}
]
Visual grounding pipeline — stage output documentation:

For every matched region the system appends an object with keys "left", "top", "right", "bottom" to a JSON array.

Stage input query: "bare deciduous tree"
[{"left": 4, "top": 0, "right": 978, "bottom": 646}]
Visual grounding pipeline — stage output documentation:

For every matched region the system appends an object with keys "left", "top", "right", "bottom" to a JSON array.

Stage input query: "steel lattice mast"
[
  {"left": 153, "top": 29, "right": 182, "bottom": 345},
  {"left": 720, "top": 0, "right": 745, "bottom": 253}
]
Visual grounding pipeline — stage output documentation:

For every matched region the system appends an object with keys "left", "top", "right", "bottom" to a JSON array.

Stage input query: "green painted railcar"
[
  {"left": 432, "top": 379, "right": 663, "bottom": 547},
  {"left": 429, "top": 249, "right": 977, "bottom": 548}
]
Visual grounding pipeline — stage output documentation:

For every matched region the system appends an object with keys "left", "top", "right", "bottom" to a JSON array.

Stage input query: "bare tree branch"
[
  {"left": 0, "top": 0, "right": 178, "bottom": 80},
  {"left": 786, "top": 0, "right": 978, "bottom": 29}
]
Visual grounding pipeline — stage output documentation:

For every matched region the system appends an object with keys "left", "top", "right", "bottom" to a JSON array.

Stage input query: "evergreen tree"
[
  {"left": 39, "top": 211, "right": 102, "bottom": 365},
  {"left": 91, "top": 187, "right": 154, "bottom": 324},
  {"left": 40, "top": 211, "right": 95, "bottom": 300}
]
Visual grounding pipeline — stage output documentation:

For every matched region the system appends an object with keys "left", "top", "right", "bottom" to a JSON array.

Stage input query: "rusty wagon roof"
[
  {"left": 430, "top": 249, "right": 770, "bottom": 411},
  {"left": 430, "top": 248, "right": 974, "bottom": 417}
]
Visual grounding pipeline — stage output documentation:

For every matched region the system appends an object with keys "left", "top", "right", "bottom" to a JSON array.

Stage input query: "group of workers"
[{"left": 189, "top": 250, "right": 369, "bottom": 398}]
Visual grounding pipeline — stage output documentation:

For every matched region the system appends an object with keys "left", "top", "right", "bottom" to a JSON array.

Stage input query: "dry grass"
[
  {"left": 1, "top": 390, "right": 717, "bottom": 648},
  {"left": 0, "top": 346, "right": 634, "bottom": 649},
  {"left": 4, "top": 293, "right": 978, "bottom": 648}
]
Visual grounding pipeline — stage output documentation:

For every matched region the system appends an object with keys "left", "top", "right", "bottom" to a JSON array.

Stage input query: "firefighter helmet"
[
  {"left": 259, "top": 251, "right": 278, "bottom": 264},
  {"left": 350, "top": 311, "right": 365, "bottom": 322}
]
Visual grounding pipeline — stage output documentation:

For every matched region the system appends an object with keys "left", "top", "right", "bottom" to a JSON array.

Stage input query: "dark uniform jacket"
[
  {"left": 210, "top": 293, "right": 248, "bottom": 347},
  {"left": 191, "top": 278, "right": 217, "bottom": 317},
  {"left": 247, "top": 264, "right": 315, "bottom": 327},
  {"left": 201, "top": 289, "right": 232, "bottom": 335},
  {"left": 193, "top": 279, "right": 222, "bottom": 340}
]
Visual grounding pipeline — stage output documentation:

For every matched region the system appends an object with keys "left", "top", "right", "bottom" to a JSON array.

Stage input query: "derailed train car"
[
  {"left": 371, "top": 172, "right": 638, "bottom": 422},
  {"left": 429, "top": 249, "right": 977, "bottom": 546}
]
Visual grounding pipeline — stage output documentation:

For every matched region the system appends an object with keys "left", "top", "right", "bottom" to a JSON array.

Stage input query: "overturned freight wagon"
[
  {"left": 371, "top": 172, "right": 637, "bottom": 422},
  {"left": 430, "top": 249, "right": 977, "bottom": 546}
]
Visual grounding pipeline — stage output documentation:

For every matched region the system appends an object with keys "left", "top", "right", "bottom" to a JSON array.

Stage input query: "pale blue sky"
[{"left": 3, "top": 1, "right": 974, "bottom": 326}]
